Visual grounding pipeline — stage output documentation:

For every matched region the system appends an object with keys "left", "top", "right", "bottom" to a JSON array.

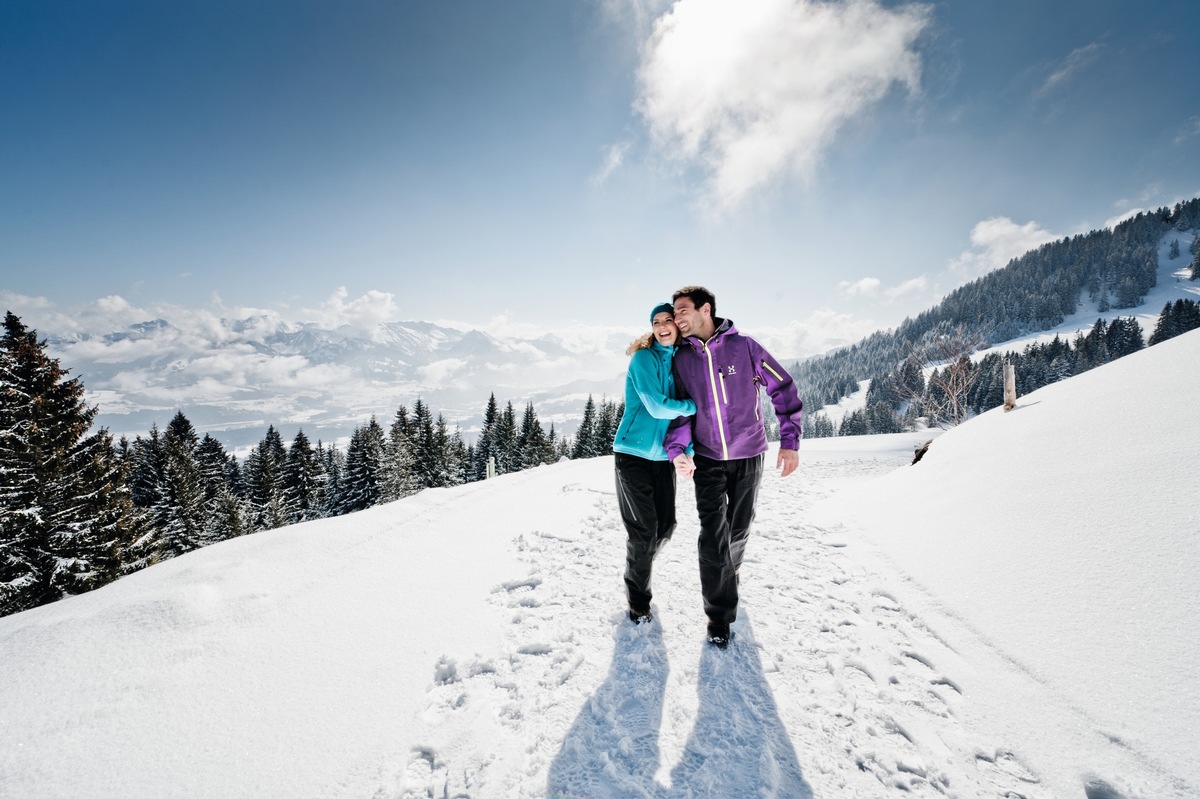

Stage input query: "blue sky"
[{"left": 3, "top": 0, "right": 1199, "bottom": 357}]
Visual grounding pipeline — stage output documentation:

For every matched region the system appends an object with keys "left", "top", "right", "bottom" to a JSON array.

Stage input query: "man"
[{"left": 664, "top": 286, "right": 803, "bottom": 648}]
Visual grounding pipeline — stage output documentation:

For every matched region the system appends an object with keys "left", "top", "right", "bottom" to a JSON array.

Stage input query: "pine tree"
[
  {"left": 572, "top": 395, "right": 597, "bottom": 459},
  {"left": 497, "top": 402, "right": 521, "bottom": 474},
  {"left": 409, "top": 400, "right": 437, "bottom": 488},
  {"left": 1168, "top": 239, "right": 1181, "bottom": 259},
  {"left": 0, "top": 312, "right": 136, "bottom": 615},
  {"left": 338, "top": 417, "right": 385, "bottom": 513},
  {"left": 318, "top": 442, "right": 345, "bottom": 517},
  {"left": 157, "top": 411, "right": 208, "bottom": 557},
  {"left": 473, "top": 394, "right": 499, "bottom": 481},
  {"left": 448, "top": 427, "right": 469, "bottom": 485},
  {"left": 432, "top": 414, "right": 452, "bottom": 487},
  {"left": 593, "top": 398, "right": 622, "bottom": 456},
  {"left": 244, "top": 426, "right": 288, "bottom": 531},
  {"left": 195, "top": 434, "right": 232, "bottom": 501},
  {"left": 381, "top": 405, "right": 418, "bottom": 501},
  {"left": 282, "top": 429, "right": 324, "bottom": 523},
  {"left": 519, "top": 403, "right": 549, "bottom": 469}
]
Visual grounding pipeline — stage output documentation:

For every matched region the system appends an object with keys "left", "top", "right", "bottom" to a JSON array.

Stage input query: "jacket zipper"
[
  {"left": 702, "top": 341, "right": 729, "bottom": 459},
  {"left": 761, "top": 359, "right": 784, "bottom": 381},
  {"left": 719, "top": 371, "right": 728, "bottom": 404}
]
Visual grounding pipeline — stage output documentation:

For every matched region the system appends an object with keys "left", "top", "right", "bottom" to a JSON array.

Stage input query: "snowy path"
[{"left": 386, "top": 449, "right": 1051, "bottom": 799}]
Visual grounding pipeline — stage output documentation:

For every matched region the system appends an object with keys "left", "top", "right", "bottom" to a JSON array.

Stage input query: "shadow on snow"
[{"left": 547, "top": 610, "right": 813, "bottom": 798}]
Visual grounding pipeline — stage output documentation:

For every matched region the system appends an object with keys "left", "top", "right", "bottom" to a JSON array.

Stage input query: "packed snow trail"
[{"left": 388, "top": 442, "right": 1060, "bottom": 798}]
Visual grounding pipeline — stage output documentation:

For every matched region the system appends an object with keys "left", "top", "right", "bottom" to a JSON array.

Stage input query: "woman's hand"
[{"left": 672, "top": 453, "right": 696, "bottom": 478}]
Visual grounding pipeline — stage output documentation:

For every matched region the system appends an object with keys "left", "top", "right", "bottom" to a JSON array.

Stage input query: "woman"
[{"left": 612, "top": 302, "right": 696, "bottom": 623}]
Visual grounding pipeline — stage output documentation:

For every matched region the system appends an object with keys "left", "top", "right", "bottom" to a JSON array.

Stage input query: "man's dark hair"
[{"left": 672, "top": 285, "right": 716, "bottom": 318}]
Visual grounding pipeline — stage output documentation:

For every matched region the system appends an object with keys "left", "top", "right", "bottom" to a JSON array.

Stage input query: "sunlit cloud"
[
  {"left": 948, "top": 217, "right": 1058, "bottom": 280},
  {"left": 635, "top": 0, "right": 930, "bottom": 212}
]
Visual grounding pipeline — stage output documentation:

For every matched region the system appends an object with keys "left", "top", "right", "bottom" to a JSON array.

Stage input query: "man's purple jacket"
[{"left": 664, "top": 317, "right": 804, "bottom": 462}]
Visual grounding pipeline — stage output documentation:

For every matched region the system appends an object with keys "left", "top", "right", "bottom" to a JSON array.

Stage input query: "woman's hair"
[{"left": 625, "top": 331, "right": 655, "bottom": 355}]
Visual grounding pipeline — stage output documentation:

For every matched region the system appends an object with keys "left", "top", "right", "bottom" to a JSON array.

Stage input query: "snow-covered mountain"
[
  {"left": 3, "top": 329, "right": 1196, "bottom": 798},
  {"left": 48, "top": 316, "right": 633, "bottom": 450}
]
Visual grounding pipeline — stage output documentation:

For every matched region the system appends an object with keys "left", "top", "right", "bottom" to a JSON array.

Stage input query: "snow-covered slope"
[
  {"left": 1, "top": 333, "right": 1197, "bottom": 799},
  {"left": 818, "top": 328, "right": 1200, "bottom": 795}
]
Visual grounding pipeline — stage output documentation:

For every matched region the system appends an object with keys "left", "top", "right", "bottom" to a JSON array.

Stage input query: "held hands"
[
  {"left": 777, "top": 448, "right": 798, "bottom": 478},
  {"left": 673, "top": 453, "right": 696, "bottom": 479}
]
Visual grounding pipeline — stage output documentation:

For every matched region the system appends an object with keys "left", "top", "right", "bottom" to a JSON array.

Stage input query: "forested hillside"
[{"left": 793, "top": 197, "right": 1200, "bottom": 422}]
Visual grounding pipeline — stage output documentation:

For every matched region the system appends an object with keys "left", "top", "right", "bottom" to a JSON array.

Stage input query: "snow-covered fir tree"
[
  {"left": 337, "top": 417, "right": 385, "bottom": 513},
  {"left": 0, "top": 312, "right": 137, "bottom": 617},
  {"left": 381, "top": 405, "right": 418, "bottom": 501},
  {"left": 243, "top": 426, "right": 289, "bottom": 531},
  {"left": 571, "top": 396, "right": 597, "bottom": 459},
  {"left": 282, "top": 429, "right": 325, "bottom": 524}
]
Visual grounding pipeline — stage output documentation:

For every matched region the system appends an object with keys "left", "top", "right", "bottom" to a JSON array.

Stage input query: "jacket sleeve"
[
  {"left": 664, "top": 413, "right": 693, "bottom": 461},
  {"left": 629, "top": 350, "right": 696, "bottom": 420},
  {"left": 663, "top": 360, "right": 695, "bottom": 460},
  {"left": 749, "top": 337, "right": 804, "bottom": 449}
]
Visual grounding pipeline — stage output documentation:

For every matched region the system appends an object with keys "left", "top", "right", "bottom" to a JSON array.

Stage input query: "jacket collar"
[{"left": 683, "top": 316, "right": 734, "bottom": 349}]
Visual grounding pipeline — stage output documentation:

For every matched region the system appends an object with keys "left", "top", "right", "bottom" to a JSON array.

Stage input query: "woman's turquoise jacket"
[{"left": 612, "top": 341, "right": 696, "bottom": 461}]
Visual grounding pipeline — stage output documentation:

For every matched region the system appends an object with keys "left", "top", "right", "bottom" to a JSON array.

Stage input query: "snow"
[
  {"left": 814, "top": 378, "right": 870, "bottom": 428},
  {"left": 2, "top": 333, "right": 1199, "bottom": 798}
]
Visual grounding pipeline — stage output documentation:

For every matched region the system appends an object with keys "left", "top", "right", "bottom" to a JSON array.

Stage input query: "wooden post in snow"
[{"left": 1003, "top": 362, "right": 1017, "bottom": 412}]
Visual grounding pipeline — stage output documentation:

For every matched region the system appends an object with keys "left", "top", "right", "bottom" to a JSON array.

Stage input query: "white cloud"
[
  {"left": 885, "top": 275, "right": 927, "bottom": 299},
  {"left": 837, "top": 275, "right": 927, "bottom": 303},
  {"left": 419, "top": 358, "right": 469, "bottom": 388},
  {"left": 1036, "top": 42, "right": 1103, "bottom": 98},
  {"left": 838, "top": 277, "right": 881, "bottom": 296},
  {"left": 590, "top": 141, "right": 631, "bottom": 187},
  {"left": 744, "top": 308, "right": 882, "bottom": 359},
  {"left": 635, "top": 0, "right": 930, "bottom": 212},
  {"left": 1174, "top": 116, "right": 1200, "bottom": 145},
  {"left": 948, "top": 217, "right": 1058, "bottom": 280},
  {"left": 309, "top": 287, "right": 399, "bottom": 338},
  {"left": 1104, "top": 207, "right": 1145, "bottom": 230}
]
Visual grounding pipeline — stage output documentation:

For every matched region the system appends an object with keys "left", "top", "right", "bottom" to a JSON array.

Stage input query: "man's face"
[{"left": 672, "top": 296, "right": 708, "bottom": 338}]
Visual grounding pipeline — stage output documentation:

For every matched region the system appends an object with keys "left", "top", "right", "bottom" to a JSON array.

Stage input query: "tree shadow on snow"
[
  {"left": 547, "top": 613, "right": 671, "bottom": 799},
  {"left": 547, "top": 610, "right": 812, "bottom": 799},
  {"left": 664, "top": 611, "right": 813, "bottom": 799}
]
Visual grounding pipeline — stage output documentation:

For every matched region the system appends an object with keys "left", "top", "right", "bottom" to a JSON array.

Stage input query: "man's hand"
[
  {"left": 673, "top": 453, "right": 696, "bottom": 478},
  {"left": 777, "top": 448, "right": 798, "bottom": 478}
]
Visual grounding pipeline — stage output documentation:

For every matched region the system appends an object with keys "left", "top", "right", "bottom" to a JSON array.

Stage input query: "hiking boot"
[
  {"left": 706, "top": 620, "right": 731, "bottom": 649},
  {"left": 629, "top": 605, "right": 653, "bottom": 624}
]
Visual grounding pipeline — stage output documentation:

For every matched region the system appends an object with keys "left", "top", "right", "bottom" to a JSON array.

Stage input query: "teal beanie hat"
[{"left": 650, "top": 302, "right": 674, "bottom": 322}]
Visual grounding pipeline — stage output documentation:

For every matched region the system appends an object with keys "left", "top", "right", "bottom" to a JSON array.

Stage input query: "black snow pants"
[
  {"left": 614, "top": 453, "right": 678, "bottom": 611},
  {"left": 693, "top": 453, "right": 764, "bottom": 624}
]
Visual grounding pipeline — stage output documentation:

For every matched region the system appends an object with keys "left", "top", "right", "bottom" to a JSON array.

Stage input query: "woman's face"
[{"left": 651, "top": 311, "right": 681, "bottom": 346}]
